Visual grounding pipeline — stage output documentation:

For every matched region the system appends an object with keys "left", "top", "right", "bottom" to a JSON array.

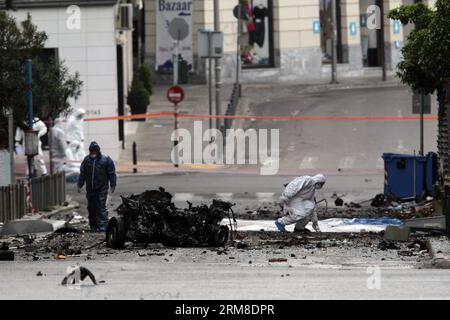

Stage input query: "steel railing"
[
  {"left": 0, "top": 172, "right": 66, "bottom": 223},
  {"left": 30, "top": 172, "right": 66, "bottom": 212},
  {"left": 0, "top": 181, "right": 27, "bottom": 223}
]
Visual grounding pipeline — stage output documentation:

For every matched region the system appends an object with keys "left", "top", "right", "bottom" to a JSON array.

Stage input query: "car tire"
[{"left": 106, "top": 217, "right": 126, "bottom": 249}]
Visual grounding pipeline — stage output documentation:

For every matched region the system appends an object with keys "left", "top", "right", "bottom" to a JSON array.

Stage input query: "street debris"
[
  {"left": 235, "top": 240, "right": 248, "bottom": 249},
  {"left": 398, "top": 249, "right": 414, "bottom": 257},
  {"left": 378, "top": 239, "right": 400, "bottom": 251},
  {"left": 61, "top": 266, "right": 97, "bottom": 286},
  {"left": 1, "top": 252, "right": 15, "bottom": 261},
  {"left": 105, "top": 187, "right": 237, "bottom": 249},
  {"left": 334, "top": 198, "right": 344, "bottom": 207},
  {"left": 269, "top": 258, "right": 288, "bottom": 263}
]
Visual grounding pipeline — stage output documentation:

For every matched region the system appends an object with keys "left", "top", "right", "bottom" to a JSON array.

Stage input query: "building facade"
[{"left": 144, "top": 0, "right": 416, "bottom": 83}]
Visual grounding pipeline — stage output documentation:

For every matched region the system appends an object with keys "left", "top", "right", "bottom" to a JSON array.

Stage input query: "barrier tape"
[{"left": 82, "top": 112, "right": 438, "bottom": 122}]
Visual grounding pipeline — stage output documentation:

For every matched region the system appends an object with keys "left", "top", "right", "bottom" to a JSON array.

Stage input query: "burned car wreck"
[{"left": 106, "top": 188, "right": 236, "bottom": 248}]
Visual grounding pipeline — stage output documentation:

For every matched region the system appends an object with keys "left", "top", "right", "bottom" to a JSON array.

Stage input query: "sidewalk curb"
[
  {"left": 35, "top": 199, "right": 80, "bottom": 220},
  {"left": 297, "top": 80, "right": 404, "bottom": 95}
]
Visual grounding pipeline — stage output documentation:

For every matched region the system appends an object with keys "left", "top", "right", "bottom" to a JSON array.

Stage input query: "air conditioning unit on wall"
[{"left": 118, "top": 3, "right": 133, "bottom": 30}]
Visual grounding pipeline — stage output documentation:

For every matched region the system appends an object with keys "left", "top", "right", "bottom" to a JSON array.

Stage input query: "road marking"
[
  {"left": 216, "top": 193, "right": 233, "bottom": 201},
  {"left": 339, "top": 156, "right": 355, "bottom": 169},
  {"left": 299, "top": 156, "right": 318, "bottom": 169},
  {"left": 255, "top": 192, "right": 276, "bottom": 202},
  {"left": 287, "top": 144, "right": 296, "bottom": 152},
  {"left": 172, "top": 193, "right": 194, "bottom": 202}
]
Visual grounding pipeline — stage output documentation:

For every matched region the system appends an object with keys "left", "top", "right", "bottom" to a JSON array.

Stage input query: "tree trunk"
[{"left": 437, "top": 88, "right": 447, "bottom": 184}]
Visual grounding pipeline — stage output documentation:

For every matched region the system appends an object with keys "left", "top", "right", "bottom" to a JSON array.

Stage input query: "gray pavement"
[
  {"left": 2, "top": 260, "right": 450, "bottom": 300},
  {"left": 117, "top": 78, "right": 438, "bottom": 180},
  {"left": 67, "top": 173, "right": 383, "bottom": 215}
]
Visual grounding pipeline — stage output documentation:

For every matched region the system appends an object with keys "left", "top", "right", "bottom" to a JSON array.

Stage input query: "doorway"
[{"left": 359, "top": 0, "right": 382, "bottom": 67}]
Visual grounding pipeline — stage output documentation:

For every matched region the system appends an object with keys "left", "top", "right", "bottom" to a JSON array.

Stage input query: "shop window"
[{"left": 240, "top": 0, "right": 274, "bottom": 68}]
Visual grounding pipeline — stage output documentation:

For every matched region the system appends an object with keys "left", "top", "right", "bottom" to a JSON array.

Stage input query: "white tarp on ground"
[{"left": 226, "top": 218, "right": 403, "bottom": 233}]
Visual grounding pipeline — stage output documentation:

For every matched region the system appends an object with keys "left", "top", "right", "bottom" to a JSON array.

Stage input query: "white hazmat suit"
[
  {"left": 50, "top": 118, "right": 67, "bottom": 173},
  {"left": 15, "top": 117, "right": 48, "bottom": 176},
  {"left": 66, "top": 108, "right": 86, "bottom": 162},
  {"left": 276, "top": 174, "right": 326, "bottom": 232}
]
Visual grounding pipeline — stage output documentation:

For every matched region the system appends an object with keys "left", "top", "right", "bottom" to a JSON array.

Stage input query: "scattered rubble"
[
  {"left": 377, "top": 239, "right": 400, "bottom": 251},
  {"left": 269, "top": 258, "right": 288, "bottom": 263},
  {"left": 61, "top": 266, "right": 97, "bottom": 286}
]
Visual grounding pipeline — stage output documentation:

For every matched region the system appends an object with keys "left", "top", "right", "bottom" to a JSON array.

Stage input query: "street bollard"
[{"left": 132, "top": 141, "right": 137, "bottom": 173}]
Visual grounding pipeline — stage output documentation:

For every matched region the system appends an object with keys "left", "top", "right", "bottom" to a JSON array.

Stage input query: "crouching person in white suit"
[{"left": 275, "top": 174, "right": 326, "bottom": 232}]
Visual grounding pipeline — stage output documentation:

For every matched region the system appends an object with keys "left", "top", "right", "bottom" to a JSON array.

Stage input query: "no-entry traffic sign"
[{"left": 167, "top": 86, "right": 184, "bottom": 105}]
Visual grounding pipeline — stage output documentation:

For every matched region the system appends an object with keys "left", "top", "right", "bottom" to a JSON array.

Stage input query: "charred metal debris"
[{"left": 106, "top": 187, "right": 237, "bottom": 249}]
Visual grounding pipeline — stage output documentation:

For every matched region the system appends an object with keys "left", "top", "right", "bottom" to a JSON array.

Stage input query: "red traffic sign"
[{"left": 167, "top": 86, "right": 184, "bottom": 105}]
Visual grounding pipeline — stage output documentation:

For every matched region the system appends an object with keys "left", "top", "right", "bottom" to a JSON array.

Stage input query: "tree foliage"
[
  {"left": 138, "top": 64, "right": 153, "bottom": 97},
  {"left": 0, "top": 12, "right": 82, "bottom": 135},
  {"left": 388, "top": 0, "right": 450, "bottom": 95},
  {"left": 127, "top": 73, "right": 150, "bottom": 115}
]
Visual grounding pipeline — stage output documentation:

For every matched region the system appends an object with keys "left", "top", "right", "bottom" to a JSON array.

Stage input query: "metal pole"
[
  {"left": 7, "top": 110, "right": 14, "bottom": 184},
  {"left": 413, "top": 156, "right": 416, "bottom": 200},
  {"left": 331, "top": 0, "right": 338, "bottom": 84},
  {"left": 173, "top": 40, "right": 179, "bottom": 85},
  {"left": 174, "top": 103, "right": 179, "bottom": 168},
  {"left": 27, "top": 59, "right": 33, "bottom": 130},
  {"left": 379, "top": 0, "right": 387, "bottom": 81},
  {"left": 208, "top": 32, "right": 213, "bottom": 131},
  {"left": 420, "top": 94, "right": 424, "bottom": 156},
  {"left": 132, "top": 141, "right": 137, "bottom": 173},
  {"left": 48, "top": 117, "right": 54, "bottom": 176},
  {"left": 236, "top": 4, "right": 241, "bottom": 90},
  {"left": 26, "top": 59, "right": 34, "bottom": 180},
  {"left": 214, "top": 0, "right": 222, "bottom": 131}
]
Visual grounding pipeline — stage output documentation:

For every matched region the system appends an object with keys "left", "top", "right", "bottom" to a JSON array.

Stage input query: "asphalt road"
[
  {"left": 240, "top": 83, "right": 437, "bottom": 172},
  {"left": 68, "top": 173, "right": 383, "bottom": 214},
  {"left": 2, "top": 260, "right": 450, "bottom": 300}
]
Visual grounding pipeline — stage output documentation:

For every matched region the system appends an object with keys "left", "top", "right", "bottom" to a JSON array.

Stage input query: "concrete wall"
[
  {"left": 9, "top": 6, "right": 120, "bottom": 160},
  {"left": 383, "top": 0, "right": 403, "bottom": 70}
]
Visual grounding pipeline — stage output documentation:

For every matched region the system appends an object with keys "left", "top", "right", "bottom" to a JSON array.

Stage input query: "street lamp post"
[
  {"left": 331, "top": 0, "right": 338, "bottom": 84},
  {"left": 26, "top": 59, "right": 34, "bottom": 180},
  {"left": 214, "top": 0, "right": 222, "bottom": 131}
]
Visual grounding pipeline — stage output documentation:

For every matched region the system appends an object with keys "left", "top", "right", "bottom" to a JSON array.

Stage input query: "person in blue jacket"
[{"left": 77, "top": 141, "right": 117, "bottom": 232}]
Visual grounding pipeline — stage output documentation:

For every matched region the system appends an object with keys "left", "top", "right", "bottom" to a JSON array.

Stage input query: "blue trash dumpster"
[{"left": 382, "top": 152, "right": 438, "bottom": 200}]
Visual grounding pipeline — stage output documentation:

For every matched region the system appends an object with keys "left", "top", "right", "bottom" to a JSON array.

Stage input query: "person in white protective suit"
[
  {"left": 15, "top": 117, "right": 48, "bottom": 176},
  {"left": 274, "top": 174, "right": 326, "bottom": 232},
  {"left": 66, "top": 108, "right": 86, "bottom": 161},
  {"left": 50, "top": 118, "right": 68, "bottom": 173}
]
